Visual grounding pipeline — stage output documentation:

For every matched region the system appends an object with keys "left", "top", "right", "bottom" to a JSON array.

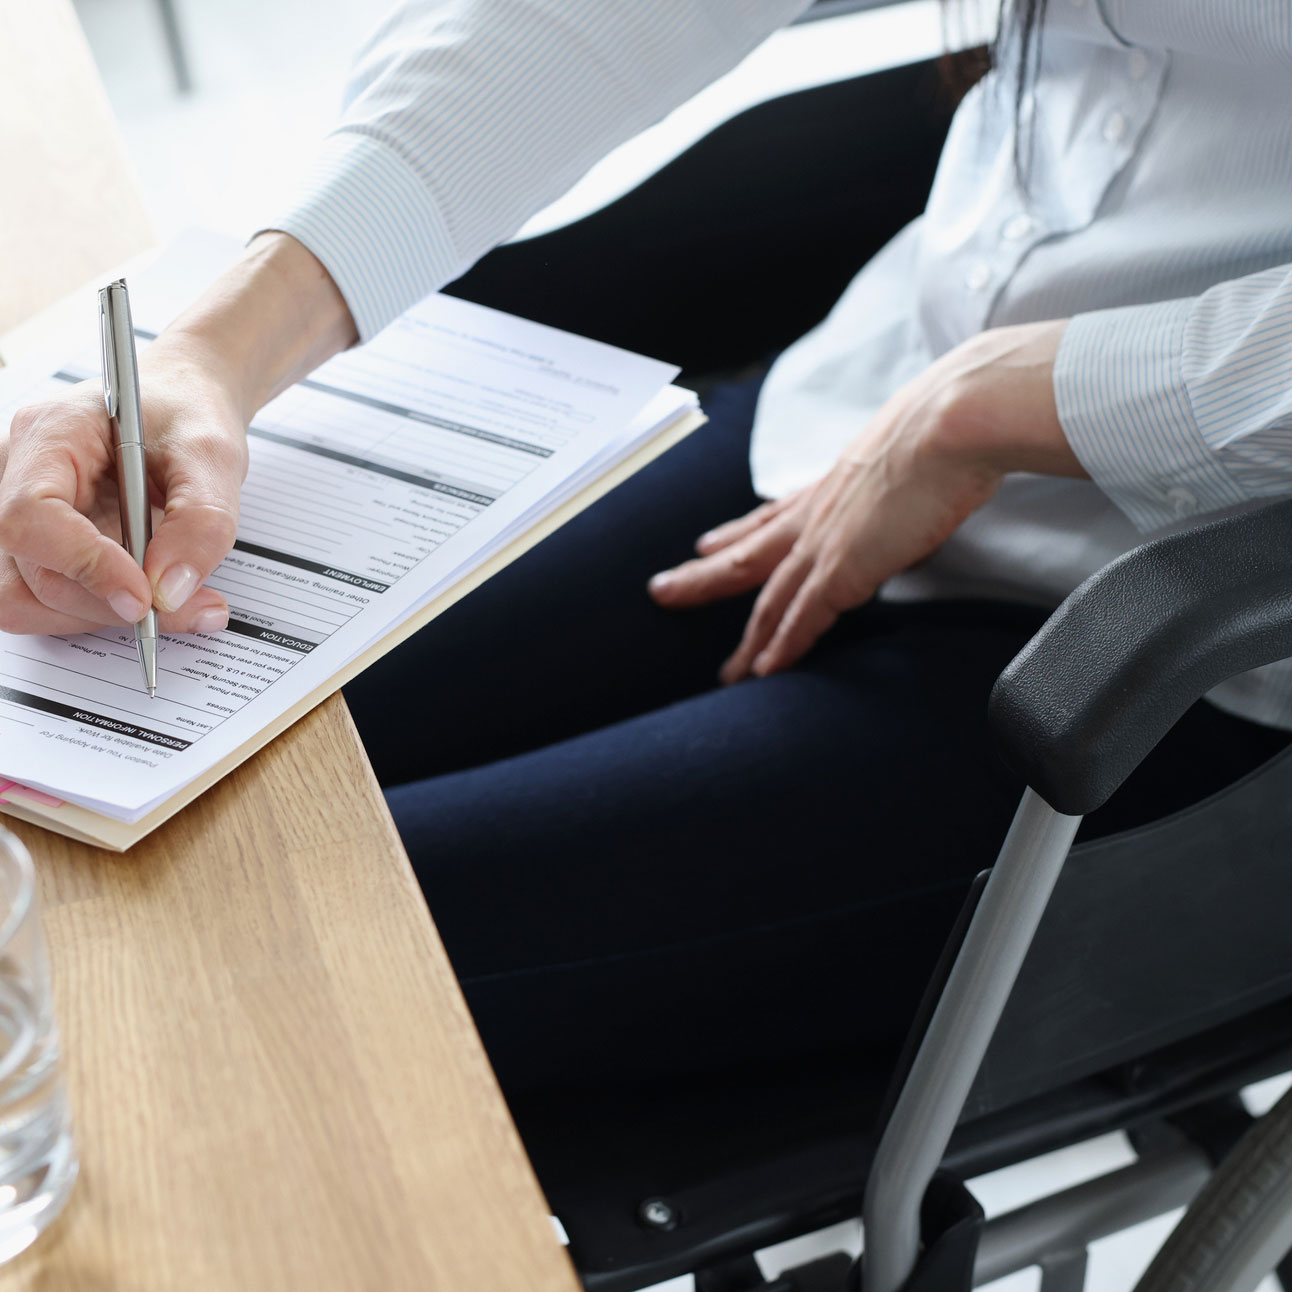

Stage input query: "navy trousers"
[{"left": 345, "top": 375, "right": 1287, "bottom": 1095}]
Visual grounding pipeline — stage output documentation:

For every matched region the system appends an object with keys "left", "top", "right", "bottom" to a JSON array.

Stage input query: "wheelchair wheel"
[{"left": 1134, "top": 1083, "right": 1292, "bottom": 1292}]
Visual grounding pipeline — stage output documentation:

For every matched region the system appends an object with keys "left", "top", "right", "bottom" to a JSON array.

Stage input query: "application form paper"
[{"left": 0, "top": 234, "right": 694, "bottom": 822}]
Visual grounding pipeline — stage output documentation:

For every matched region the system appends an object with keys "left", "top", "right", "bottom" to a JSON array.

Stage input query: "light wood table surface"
[
  {"left": 1, "top": 2, "right": 579, "bottom": 1281},
  {"left": 0, "top": 695, "right": 580, "bottom": 1291}
]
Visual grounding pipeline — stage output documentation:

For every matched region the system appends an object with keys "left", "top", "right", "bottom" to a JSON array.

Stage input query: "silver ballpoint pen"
[{"left": 99, "top": 280, "right": 159, "bottom": 698}]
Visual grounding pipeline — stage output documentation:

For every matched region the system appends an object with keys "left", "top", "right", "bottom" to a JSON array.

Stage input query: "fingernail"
[
  {"left": 697, "top": 529, "right": 718, "bottom": 548},
  {"left": 752, "top": 652, "right": 772, "bottom": 676},
  {"left": 156, "top": 564, "right": 201, "bottom": 612},
  {"left": 108, "top": 590, "right": 147, "bottom": 624},
  {"left": 648, "top": 571, "right": 676, "bottom": 595},
  {"left": 718, "top": 656, "right": 740, "bottom": 685},
  {"left": 192, "top": 607, "right": 229, "bottom": 634}
]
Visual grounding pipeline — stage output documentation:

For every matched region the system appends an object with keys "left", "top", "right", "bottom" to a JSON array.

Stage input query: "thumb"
[{"left": 143, "top": 428, "right": 247, "bottom": 613}]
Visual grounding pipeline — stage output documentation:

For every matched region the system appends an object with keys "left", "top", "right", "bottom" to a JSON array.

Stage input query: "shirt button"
[
  {"left": 1128, "top": 50, "right": 1149, "bottom": 79},
  {"left": 1165, "top": 486, "right": 1197, "bottom": 518},
  {"left": 964, "top": 261, "right": 991, "bottom": 292},
  {"left": 1103, "top": 110, "right": 1128, "bottom": 144},
  {"left": 1002, "top": 214, "right": 1034, "bottom": 242}
]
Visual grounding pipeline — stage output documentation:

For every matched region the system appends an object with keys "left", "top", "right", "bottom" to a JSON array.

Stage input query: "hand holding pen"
[
  {"left": 0, "top": 236, "right": 352, "bottom": 646},
  {"left": 0, "top": 318, "right": 234, "bottom": 650}
]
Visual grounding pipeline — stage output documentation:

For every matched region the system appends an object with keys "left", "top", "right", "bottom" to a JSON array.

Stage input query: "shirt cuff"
[
  {"left": 258, "top": 131, "right": 462, "bottom": 342},
  {"left": 1054, "top": 299, "right": 1250, "bottom": 532}
]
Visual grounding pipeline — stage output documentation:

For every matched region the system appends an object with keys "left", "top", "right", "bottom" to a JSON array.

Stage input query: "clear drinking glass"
[{"left": 0, "top": 827, "right": 77, "bottom": 1261}]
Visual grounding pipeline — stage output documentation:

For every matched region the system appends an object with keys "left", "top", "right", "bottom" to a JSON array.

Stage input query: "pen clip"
[{"left": 98, "top": 284, "right": 120, "bottom": 420}]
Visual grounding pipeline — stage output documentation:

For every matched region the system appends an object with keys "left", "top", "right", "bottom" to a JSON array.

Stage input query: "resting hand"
[
  {"left": 649, "top": 321, "right": 1084, "bottom": 682},
  {"left": 0, "top": 336, "right": 246, "bottom": 636}
]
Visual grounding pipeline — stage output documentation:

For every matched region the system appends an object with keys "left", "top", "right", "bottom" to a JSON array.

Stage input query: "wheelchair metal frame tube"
[
  {"left": 973, "top": 1144, "right": 1211, "bottom": 1286},
  {"left": 862, "top": 789, "right": 1082, "bottom": 1292},
  {"left": 1037, "top": 1250, "right": 1088, "bottom": 1292}
]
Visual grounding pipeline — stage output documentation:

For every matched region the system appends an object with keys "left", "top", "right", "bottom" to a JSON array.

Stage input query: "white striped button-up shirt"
[{"left": 273, "top": 0, "right": 1292, "bottom": 728}]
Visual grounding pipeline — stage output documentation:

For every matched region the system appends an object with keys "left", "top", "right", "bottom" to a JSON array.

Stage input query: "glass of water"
[{"left": 0, "top": 827, "right": 77, "bottom": 1261}]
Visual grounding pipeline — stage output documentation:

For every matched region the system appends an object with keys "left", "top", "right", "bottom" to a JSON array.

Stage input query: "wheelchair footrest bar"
[
  {"left": 973, "top": 1143, "right": 1210, "bottom": 1286},
  {"left": 862, "top": 789, "right": 1082, "bottom": 1292}
]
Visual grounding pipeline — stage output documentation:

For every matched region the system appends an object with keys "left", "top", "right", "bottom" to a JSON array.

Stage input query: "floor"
[{"left": 73, "top": 2, "right": 1288, "bottom": 1288}]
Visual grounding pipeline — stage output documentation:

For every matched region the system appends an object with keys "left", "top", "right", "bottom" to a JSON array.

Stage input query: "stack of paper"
[{"left": 0, "top": 233, "right": 701, "bottom": 846}]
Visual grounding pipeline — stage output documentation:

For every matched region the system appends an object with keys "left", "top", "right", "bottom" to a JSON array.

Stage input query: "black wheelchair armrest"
[{"left": 989, "top": 498, "right": 1292, "bottom": 816}]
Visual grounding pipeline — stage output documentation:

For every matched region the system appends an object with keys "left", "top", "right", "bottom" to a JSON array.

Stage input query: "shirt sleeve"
[
  {"left": 264, "top": 0, "right": 810, "bottom": 340},
  {"left": 1054, "top": 262, "right": 1292, "bottom": 532},
  {"left": 1047, "top": 0, "right": 1292, "bottom": 67}
]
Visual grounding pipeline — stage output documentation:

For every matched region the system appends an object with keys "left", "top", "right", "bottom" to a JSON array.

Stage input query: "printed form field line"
[{"left": 0, "top": 229, "right": 687, "bottom": 820}]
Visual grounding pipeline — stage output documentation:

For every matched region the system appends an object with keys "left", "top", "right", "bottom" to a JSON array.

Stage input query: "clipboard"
[{"left": 0, "top": 406, "right": 706, "bottom": 850}]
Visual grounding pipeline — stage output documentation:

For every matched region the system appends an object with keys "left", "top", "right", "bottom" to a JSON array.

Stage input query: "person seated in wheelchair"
[{"left": 2, "top": 0, "right": 1291, "bottom": 1098}]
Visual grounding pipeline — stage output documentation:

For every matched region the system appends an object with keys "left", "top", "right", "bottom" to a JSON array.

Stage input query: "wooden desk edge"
[{"left": 0, "top": 691, "right": 579, "bottom": 1290}]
